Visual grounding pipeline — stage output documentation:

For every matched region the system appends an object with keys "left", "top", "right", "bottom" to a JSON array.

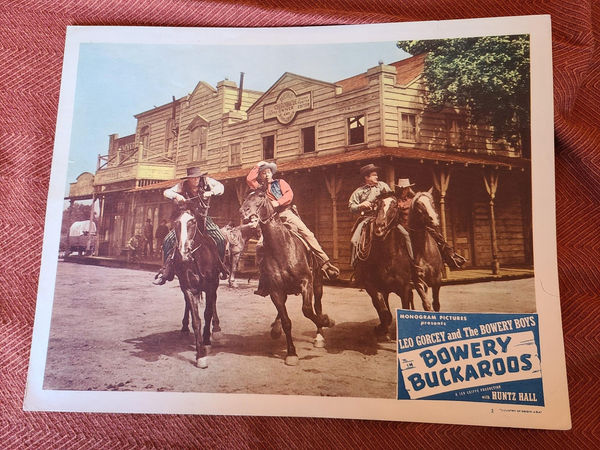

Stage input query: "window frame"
[
  {"left": 229, "top": 142, "right": 242, "bottom": 167},
  {"left": 398, "top": 110, "right": 418, "bottom": 143},
  {"left": 301, "top": 125, "right": 316, "bottom": 153},
  {"left": 347, "top": 113, "right": 366, "bottom": 146},
  {"left": 262, "top": 134, "right": 276, "bottom": 160}
]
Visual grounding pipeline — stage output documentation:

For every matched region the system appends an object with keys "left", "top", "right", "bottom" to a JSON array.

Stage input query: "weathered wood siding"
[{"left": 382, "top": 68, "right": 519, "bottom": 157}]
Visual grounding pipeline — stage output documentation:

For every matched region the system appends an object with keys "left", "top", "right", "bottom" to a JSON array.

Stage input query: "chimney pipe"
[{"left": 235, "top": 72, "right": 245, "bottom": 110}]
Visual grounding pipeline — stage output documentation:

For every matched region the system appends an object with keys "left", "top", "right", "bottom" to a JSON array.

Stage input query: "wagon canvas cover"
[{"left": 24, "top": 17, "right": 570, "bottom": 429}]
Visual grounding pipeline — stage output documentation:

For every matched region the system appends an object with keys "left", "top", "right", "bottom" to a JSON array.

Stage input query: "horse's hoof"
[
  {"left": 323, "top": 315, "right": 335, "bottom": 328},
  {"left": 196, "top": 357, "right": 208, "bottom": 369},
  {"left": 204, "top": 345, "right": 211, "bottom": 355},
  {"left": 313, "top": 334, "right": 325, "bottom": 348},
  {"left": 181, "top": 328, "right": 190, "bottom": 334},
  {"left": 211, "top": 331, "right": 222, "bottom": 342},
  {"left": 285, "top": 355, "right": 299, "bottom": 366}
]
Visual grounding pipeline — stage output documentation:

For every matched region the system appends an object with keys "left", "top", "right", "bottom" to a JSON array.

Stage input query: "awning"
[{"left": 129, "top": 146, "right": 530, "bottom": 193}]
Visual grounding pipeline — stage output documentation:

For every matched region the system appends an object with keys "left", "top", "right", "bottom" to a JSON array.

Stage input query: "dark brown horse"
[
  {"left": 355, "top": 190, "right": 442, "bottom": 340},
  {"left": 409, "top": 190, "right": 444, "bottom": 312},
  {"left": 220, "top": 222, "right": 260, "bottom": 287},
  {"left": 173, "top": 208, "right": 222, "bottom": 368},
  {"left": 240, "top": 189, "right": 334, "bottom": 366}
]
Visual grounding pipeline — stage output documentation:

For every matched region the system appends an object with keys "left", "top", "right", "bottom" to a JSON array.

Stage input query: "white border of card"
[{"left": 24, "top": 16, "right": 571, "bottom": 429}]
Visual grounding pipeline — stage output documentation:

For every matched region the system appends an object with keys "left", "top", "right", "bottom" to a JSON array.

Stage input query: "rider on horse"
[
  {"left": 247, "top": 161, "right": 340, "bottom": 296},
  {"left": 396, "top": 179, "right": 466, "bottom": 270},
  {"left": 153, "top": 166, "right": 228, "bottom": 285},
  {"left": 349, "top": 164, "right": 426, "bottom": 289}
]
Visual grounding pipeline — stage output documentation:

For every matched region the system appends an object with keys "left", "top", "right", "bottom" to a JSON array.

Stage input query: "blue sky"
[{"left": 68, "top": 41, "right": 410, "bottom": 187}]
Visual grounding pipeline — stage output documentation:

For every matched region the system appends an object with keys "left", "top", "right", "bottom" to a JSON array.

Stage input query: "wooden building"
[{"left": 83, "top": 54, "right": 532, "bottom": 274}]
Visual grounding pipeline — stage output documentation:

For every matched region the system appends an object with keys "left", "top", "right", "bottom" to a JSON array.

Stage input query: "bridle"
[
  {"left": 174, "top": 210, "right": 204, "bottom": 258},
  {"left": 373, "top": 195, "right": 400, "bottom": 240}
]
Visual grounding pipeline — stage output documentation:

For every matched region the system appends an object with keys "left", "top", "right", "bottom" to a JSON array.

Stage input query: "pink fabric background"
[{"left": 1, "top": 1, "right": 598, "bottom": 446}]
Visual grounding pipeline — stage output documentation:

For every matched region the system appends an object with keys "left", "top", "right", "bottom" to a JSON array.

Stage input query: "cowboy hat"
[
  {"left": 258, "top": 161, "right": 277, "bottom": 174},
  {"left": 184, "top": 167, "right": 208, "bottom": 178},
  {"left": 394, "top": 178, "right": 415, "bottom": 189},
  {"left": 359, "top": 163, "right": 381, "bottom": 177}
]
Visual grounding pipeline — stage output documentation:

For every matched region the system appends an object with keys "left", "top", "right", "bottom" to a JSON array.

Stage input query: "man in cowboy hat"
[
  {"left": 396, "top": 178, "right": 466, "bottom": 270},
  {"left": 348, "top": 163, "right": 392, "bottom": 266},
  {"left": 153, "top": 166, "right": 227, "bottom": 285},
  {"left": 348, "top": 165, "right": 425, "bottom": 290},
  {"left": 247, "top": 161, "right": 340, "bottom": 296}
]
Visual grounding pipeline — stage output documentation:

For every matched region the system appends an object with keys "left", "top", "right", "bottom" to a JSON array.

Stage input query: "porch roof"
[{"left": 128, "top": 146, "right": 530, "bottom": 193}]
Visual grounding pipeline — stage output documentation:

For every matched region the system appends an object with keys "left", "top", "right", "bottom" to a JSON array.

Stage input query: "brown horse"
[
  {"left": 240, "top": 189, "right": 334, "bottom": 366},
  {"left": 173, "top": 208, "right": 222, "bottom": 368},
  {"left": 220, "top": 222, "right": 260, "bottom": 287},
  {"left": 355, "top": 191, "right": 441, "bottom": 340},
  {"left": 409, "top": 190, "right": 444, "bottom": 312}
]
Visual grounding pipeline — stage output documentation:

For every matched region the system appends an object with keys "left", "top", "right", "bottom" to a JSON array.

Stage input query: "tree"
[{"left": 397, "top": 36, "right": 530, "bottom": 158}]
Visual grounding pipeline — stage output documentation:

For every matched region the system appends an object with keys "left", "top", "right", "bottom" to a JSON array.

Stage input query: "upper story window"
[
  {"left": 262, "top": 135, "right": 275, "bottom": 160},
  {"left": 139, "top": 126, "right": 150, "bottom": 159},
  {"left": 188, "top": 115, "right": 209, "bottom": 162},
  {"left": 446, "top": 114, "right": 465, "bottom": 149},
  {"left": 348, "top": 114, "right": 365, "bottom": 145},
  {"left": 165, "top": 118, "right": 176, "bottom": 158},
  {"left": 301, "top": 126, "right": 316, "bottom": 153},
  {"left": 399, "top": 112, "right": 417, "bottom": 142},
  {"left": 229, "top": 143, "right": 241, "bottom": 166}
]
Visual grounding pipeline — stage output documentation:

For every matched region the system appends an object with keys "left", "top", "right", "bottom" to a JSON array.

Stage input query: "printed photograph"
[{"left": 43, "top": 29, "right": 535, "bottom": 401}]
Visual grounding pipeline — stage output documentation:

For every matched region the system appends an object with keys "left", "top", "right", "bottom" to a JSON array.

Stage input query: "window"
[
  {"left": 446, "top": 115, "right": 465, "bottom": 148},
  {"left": 165, "top": 119, "right": 175, "bottom": 157},
  {"left": 348, "top": 115, "right": 365, "bottom": 145},
  {"left": 301, "top": 126, "right": 316, "bottom": 153},
  {"left": 139, "top": 126, "right": 150, "bottom": 159},
  {"left": 229, "top": 143, "right": 241, "bottom": 166},
  {"left": 262, "top": 135, "right": 275, "bottom": 160},
  {"left": 190, "top": 125, "right": 207, "bottom": 161},
  {"left": 400, "top": 113, "right": 417, "bottom": 141}
]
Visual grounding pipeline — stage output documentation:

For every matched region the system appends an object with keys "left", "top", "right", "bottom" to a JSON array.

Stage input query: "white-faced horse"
[{"left": 173, "top": 209, "right": 222, "bottom": 368}]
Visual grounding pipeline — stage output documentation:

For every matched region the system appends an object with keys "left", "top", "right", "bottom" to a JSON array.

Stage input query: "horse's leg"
[
  {"left": 185, "top": 289, "right": 208, "bottom": 368},
  {"left": 203, "top": 287, "right": 217, "bottom": 350},
  {"left": 270, "top": 312, "right": 282, "bottom": 339},
  {"left": 181, "top": 295, "right": 190, "bottom": 333},
  {"left": 366, "top": 284, "right": 392, "bottom": 341},
  {"left": 229, "top": 252, "right": 240, "bottom": 287},
  {"left": 270, "top": 292, "right": 297, "bottom": 365},
  {"left": 298, "top": 278, "right": 328, "bottom": 349},
  {"left": 432, "top": 283, "right": 441, "bottom": 312},
  {"left": 312, "top": 273, "right": 334, "bottom": 348}
]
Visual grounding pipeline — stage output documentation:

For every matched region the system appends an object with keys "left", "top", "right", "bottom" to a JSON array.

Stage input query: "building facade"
[{"left": 70, "top": 54, "right": 532, "bottom": 275}]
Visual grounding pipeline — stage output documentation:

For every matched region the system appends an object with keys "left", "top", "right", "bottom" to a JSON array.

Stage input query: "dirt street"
[{"left": 44, "top": 262, "right": 535, "bottom": 399}]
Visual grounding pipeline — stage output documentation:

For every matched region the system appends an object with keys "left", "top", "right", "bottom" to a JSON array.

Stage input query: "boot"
[
  {"left": 153, "top": 258, "right": 175, "bottom": 285},
  {"left": 254, "top": 273, "right": 270, "bottom": 297},
  {"left": 321, "top": 261, "right": 340, "bottom": 280},
  {"left": 441, "top": 244, "right": 467, "bottom": 269},
  {"left": 411, "top": 261, "right": 427, "bottom": 294}
]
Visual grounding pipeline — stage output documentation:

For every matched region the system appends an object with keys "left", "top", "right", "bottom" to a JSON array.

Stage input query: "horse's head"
[
  {"left": 174, "top": 210, "right": 197, "bottom": 262},
  {"left": 373, "top": 192, "right": 399, "bottom": 238},
  {"left": 411, "top": 189, "right": 439, "bottom": 227},
  {"left": 239, "top": 188, "right": 272, "bottom": 225}
]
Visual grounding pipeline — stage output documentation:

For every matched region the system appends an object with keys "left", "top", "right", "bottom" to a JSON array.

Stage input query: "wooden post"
[
  {"left": 483, "top": 169, "right": 500, "bottom": 274},
  {"left": 234, "top": 180, "right": 247, "bottom": 206},
  {"left": 432, "top": 167, "right": 451, "bottom": 278},
  {"left": 384, "top": 164, "right": 395, "bottom": 190},
  {"left": 324, "top": 171, "right": 343, "bottom": 261}
]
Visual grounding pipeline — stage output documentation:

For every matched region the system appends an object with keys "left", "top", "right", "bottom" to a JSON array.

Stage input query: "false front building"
[{"left": 85, "top": 54, "right": 532, "bottom": 275}]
